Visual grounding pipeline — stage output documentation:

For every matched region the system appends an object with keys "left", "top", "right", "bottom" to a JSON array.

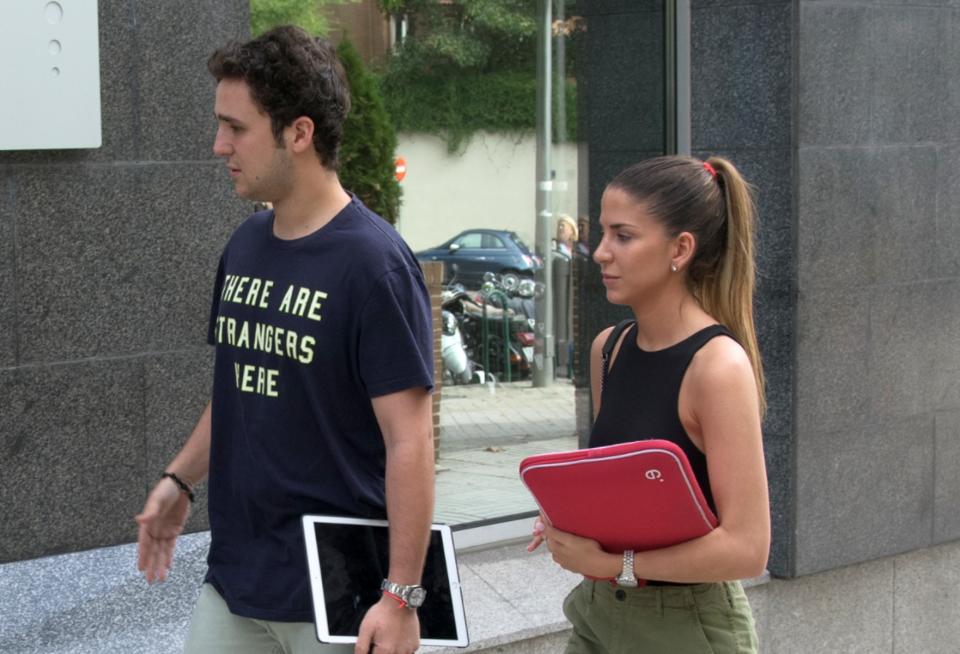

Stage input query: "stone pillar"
[
  {"left": 691, "top": 0, "right": 794, "bottom": 575},
  {"left": 789, "top": 0, "right": 960, "bottom": 575}
]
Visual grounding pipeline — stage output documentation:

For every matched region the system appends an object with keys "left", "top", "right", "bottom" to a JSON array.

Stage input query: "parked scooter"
[
  {"left": 440, "top": 284, "right": 473, "bottom": 385},
  {"left": 439, "top": 264, "right": 540, "bottom": 382},
  {"left": 439, "top": 284, "right": 510, "bottom": 382},
  {"left": 465, "top": 272, "right": 538, "bottom": 380},
  {"left": 492, "top": 272, "right": 537, "bottom": 323}
]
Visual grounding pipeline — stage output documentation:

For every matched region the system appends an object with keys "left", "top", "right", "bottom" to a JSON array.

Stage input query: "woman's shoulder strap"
[{"left": 601, "top": 319, "right": 636, "bottom": 390}]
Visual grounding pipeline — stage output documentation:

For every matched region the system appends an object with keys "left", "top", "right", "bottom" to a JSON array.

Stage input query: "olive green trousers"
[{"left": 562, "top": 579, "right": 758, "bottom": 654}]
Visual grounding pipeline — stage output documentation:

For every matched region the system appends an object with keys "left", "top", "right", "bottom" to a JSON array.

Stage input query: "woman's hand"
[
  {"left": 542, "top": 524, "right": 618, "bottom": 579},
  {"left": 526, "top": 515, "right": 546, "bottom": 552}
]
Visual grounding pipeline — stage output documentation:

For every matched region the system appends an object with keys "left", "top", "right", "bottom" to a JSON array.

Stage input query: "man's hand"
[
  {"left": 355, "top": 594, "right": 420, "bottom": 654},
  {"left": 135, "top": 477, "right": 190, "bottom": 583}
]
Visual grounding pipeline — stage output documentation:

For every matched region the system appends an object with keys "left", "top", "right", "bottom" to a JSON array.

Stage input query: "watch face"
[{"left": 408, "top": 586, "right": 427, "bottom": 607}]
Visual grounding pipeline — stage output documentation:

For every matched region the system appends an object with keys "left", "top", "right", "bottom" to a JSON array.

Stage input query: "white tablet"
[{"left": 301, "top": 515, "right": 469, "bottom": 647}]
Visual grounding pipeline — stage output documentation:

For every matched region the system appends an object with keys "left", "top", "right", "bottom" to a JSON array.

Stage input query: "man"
[{"left": 135, "top": 26, "right": 435, "bottom": 654}]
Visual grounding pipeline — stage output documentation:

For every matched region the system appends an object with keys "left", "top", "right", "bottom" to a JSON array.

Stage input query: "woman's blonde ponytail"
[{"left": 700, "top": 157, "right": 766, "bottom": 415}]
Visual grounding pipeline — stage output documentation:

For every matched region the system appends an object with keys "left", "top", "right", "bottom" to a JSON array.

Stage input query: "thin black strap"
[
  {"left": 161, "top": 472, "right": 196, "bottom": 504},
  {"left": 600, "top": 319, "right": 635, "bottom": 392}
]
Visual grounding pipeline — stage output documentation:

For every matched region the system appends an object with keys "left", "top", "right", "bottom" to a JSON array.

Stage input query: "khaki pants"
[
  {"left": 184, "top": 583, "right": 353, "bottom": 654},
  {"left": 562, "top": 579, "right": 758, "bottom": 654}
]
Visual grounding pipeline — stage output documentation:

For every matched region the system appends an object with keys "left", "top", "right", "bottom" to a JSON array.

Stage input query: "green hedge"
[{"left": 381, "top": 70, "right": 578, "bottom": 153}]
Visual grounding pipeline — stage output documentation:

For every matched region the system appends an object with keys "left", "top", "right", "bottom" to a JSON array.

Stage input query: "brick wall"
[{"left": 420, "top": 261, "right": 444, "bottom": 462}]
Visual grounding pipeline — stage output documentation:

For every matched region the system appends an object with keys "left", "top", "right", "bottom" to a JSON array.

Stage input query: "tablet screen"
[{"left": 302, "top": 515, "right": 468, "bottom": 647}]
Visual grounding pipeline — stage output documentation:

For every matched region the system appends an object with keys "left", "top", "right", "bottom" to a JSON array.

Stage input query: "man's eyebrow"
[{"left": 215, "top": 112, "right": 245, "bottom": 127}]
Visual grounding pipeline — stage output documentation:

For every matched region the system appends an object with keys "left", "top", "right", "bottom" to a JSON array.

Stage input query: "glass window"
[
  {"left": 481, "top": 234, "right": 506, "bottom": 249},
  {"left": 454, "top": 233, "right": 483, "bottom": 249},
  {"left": 321, "top": 0, "right": 670, "bottom": 543}
]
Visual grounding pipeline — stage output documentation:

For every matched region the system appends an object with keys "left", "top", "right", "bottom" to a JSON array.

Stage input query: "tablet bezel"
[{"left": 301, "top": 514, "right": 469, "bottom": 647}]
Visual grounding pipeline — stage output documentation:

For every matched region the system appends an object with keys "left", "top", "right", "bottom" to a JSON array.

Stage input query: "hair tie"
[{"left": 703, "top": 161, "right": 718, "bottom": 180}]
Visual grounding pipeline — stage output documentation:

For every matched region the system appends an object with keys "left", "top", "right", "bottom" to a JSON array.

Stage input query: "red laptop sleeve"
[{"left": 519, "top": 439, "right": 718, "bottom": 553}]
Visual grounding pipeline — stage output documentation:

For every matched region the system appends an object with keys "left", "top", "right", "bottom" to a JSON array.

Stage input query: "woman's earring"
[{"left": 670, "top": 263, "right": 678, "bottom": 272}]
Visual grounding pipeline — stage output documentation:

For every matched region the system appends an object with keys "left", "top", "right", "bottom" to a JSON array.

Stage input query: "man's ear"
[
  {"left": 287, "top": 116, "right": 315, "bottom": 153},
  {"left": 671, "top": 231, "right": 696, "bottom": 272}
]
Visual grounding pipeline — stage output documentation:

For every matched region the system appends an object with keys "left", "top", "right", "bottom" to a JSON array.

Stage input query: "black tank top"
[{"left": 590, "top": 323, "right": 734, "bottom": 514}]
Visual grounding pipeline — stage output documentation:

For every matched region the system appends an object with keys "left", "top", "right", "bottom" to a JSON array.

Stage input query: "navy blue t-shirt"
[{"left": 203, "top": 197, "right": 434, "bottom": 621}]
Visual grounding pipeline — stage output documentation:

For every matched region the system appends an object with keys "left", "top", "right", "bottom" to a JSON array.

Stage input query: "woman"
[
  {"left": 529, "top": 155, "right": 769, "bottom": 653},
  {"left": 556, "top": 213, "right": 579, "bottom": 259}
]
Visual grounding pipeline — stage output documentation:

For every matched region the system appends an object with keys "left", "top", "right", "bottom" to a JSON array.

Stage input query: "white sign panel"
[{"left": 0, "top": 1, "right": 102, "bottom": 150}]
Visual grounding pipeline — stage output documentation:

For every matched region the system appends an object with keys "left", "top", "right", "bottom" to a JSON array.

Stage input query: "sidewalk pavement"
[
  {"left": 0, "top": 531, "right": 579, "bottom": 654},
  {"left": 0, "top": 533, "right": 209, "bottom": 654},
  {"left": 435, "top": 379, "right": 578, "bottom": 524},
  {"left": 437, "top": 379, "right": 577, "bottom": 452}
]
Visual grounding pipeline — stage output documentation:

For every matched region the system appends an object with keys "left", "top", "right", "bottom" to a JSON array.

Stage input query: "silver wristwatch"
[
  {"left": 381, "top": 579, "right": 427, "bottom": 608},
  {"left": 616, "top": 549, "right": 638, "bottom": 587}
]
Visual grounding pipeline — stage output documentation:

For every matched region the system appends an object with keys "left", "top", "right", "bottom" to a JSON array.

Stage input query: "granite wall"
[
  {"left": 691, "top": 0, "right": 795, "bottom": 577},
  {"left": 792, "top": 0, "right": 960, "bottom": 576},
  {"left": 0, "top": 1, "right": 250, "bottom": 562}
]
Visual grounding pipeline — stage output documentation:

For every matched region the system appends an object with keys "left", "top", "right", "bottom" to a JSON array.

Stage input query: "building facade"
[{"left": 1, "top": 1, "right": 958, "bottom": 650}]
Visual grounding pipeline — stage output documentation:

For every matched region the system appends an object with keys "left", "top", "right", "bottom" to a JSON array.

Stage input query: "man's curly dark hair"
[{"left": 207, "top": 25, "right": 351, "bottom": 170}]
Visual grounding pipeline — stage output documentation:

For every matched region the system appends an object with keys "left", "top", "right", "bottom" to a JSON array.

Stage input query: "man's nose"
[{"left": 213, "top": 129, "right": 231, "bottom": 157}]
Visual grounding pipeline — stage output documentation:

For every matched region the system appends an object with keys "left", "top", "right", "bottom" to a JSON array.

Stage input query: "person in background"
[
  {"left": 553, "top": 213, "right": 584, "bottom": 377},
  {"left": 575, "top": 216, "right": 590, "bottom": 259},
  {"left": 555, "top": 213, "right": 579, "bottom": 259},
  {"left": 530, "top": 155, "right": 769, "bottom": 653}
]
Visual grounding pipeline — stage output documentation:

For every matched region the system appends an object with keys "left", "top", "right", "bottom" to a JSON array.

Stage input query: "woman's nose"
[{"left": 593, "top": 239, "right": 609, "bottom": 263}]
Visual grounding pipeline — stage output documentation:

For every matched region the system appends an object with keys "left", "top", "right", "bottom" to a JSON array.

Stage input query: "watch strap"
[
  {"left": 382, "top": 589, "right": 407, "bottom": 608},
  {"left": 616, "top": 549, "right": 639, "bottom": 587},
  {"left": 380, "top": 579, "right": 426, "bottom": 608}
]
